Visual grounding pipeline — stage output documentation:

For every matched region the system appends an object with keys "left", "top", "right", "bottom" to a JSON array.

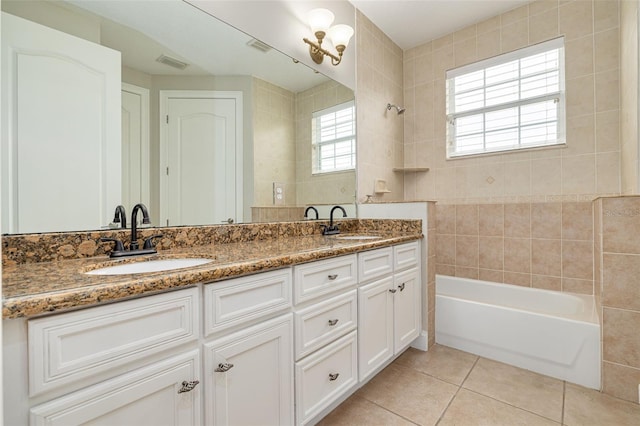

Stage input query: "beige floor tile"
[
  {"left": 438, "top": 389, "right": 560, "bottom": 426},
  {"left": 316, "top": 394, "right": 414, "bottom": 426},
  {"left": 564, "top": 383, "right": 640, "bottom": 426},
  {"left": 462, "top": 358, "right": 563, "bottom": 422},
  {"left": 394, "top": 344, "right": 478, "bottom": 385},
  {"left": 356, "top": 363, "right": 457, "bottom": 426}
]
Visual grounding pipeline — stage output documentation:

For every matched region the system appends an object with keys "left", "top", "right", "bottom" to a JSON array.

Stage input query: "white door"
[
  {"left": 358, "top": 276, "right": 394, "bottom": 381},
  {"left": 30, "top": 351, "right": 201, "bottom": 426},
  {"left": 393, "top": 268, "right": 421, "bottom": 352},
  {"left": 160, "top": 91, "right": 242, "bottom": 226},
  {"left": 204, "top": 315, "right": 293, "bottom": 426},
  {"left": 121, "top": 83, "right": 150, "bottom": 212},
  {"left": 1, "top": 12, "right": 121, "bottom": 234}
]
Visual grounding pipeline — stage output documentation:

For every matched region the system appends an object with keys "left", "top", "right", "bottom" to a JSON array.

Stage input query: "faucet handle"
[
  {"left": 143, "top": 234, "right": 164, "bottom": 250},
  {"left": 100, "top": 237, "right": 125, "bottom": 253}
]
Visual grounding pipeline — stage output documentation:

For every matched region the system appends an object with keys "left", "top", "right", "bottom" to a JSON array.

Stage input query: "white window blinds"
[
  {"left": 446, "top": 37, "right": 565, "bottom": 158},
  {"left": 312, "top": 100, "right": 356, "bottom": 174}
]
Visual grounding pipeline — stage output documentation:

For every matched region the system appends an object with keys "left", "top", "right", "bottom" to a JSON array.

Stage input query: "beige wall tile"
[
  {"left": 596, "top": 109, "right": 621, "bottom": 153},
  {"left": 479, "top": 236, "right": 504, "bottom": 270},
  {"left": 595, "top": 28, "right": 620, "bottom": 73},
  {"left": 602, "top": 197, "right": 640, "bottom": 253},
  {"left": 432, "top": 45, "right": 454, "bottom": 80},
  {"left": 436, "top": 204, "right": 456, "bottom": 234},
  {"left": 603, "top": 307, "right": 640, "bottom": 367},
  {"left": 531, "top": 157, "right": 562, "bottom": 195},
  {"left": 504, "top": 203, "right": 531, "bottom": 237},
  {"left": 596, "top": 151, "right": 621, "bottom": 194},
  {"left": 559, "top": 0, "right": 594, "bottom": 40},
  {"left": 532, "top": 274, "right": 562, "bottom": 291},
  {"left": 529, "top": 7, "right": 559, "bottom": 43},
  {"left": 479, "top": 204, "right": 505, "bottom": 236},
  {"left": 562, "top": 240, "right": 594, "bottom": 280},
  {"left": 529, "top": 0, "right": 559, "bottom": 16},
  {"left": 564, "top": 114, "right": 596, "bottom": 156},
  {"left": 455, "top": 266, "right": 479, "bottom": 279},
  {"left": 477, "top": 29, "right": 501, "bottom": 59},
  {"left": 504, "top": 237, "right": 531, "bottom": 273},
  {"left": 477, "top": 15, "right": 501, "bottom": 35},
  {"left": 503, "top": 160, "right": 532, "bottom": 196},
  {"left": 456, "top": 204, "right": 479, "bottom": 235},
  {"left": 594, "top": 0, "right": 620, "bottom": 33},
  {"left": 603, "top": 253, "right": 640, "bottom": 311},
  {"left": 562, "top": 155, "right": 596, "bottom": 195},
  {"left": 602, "top": 361, "right": 640, "bottom": 404},
  {"left": 501, "top": 4, "right": 529, "bottom": 26},
  {"left": 501, "top": 19, "right": 529, "bottom": 53},
  {"left": 566, "top": 75, "right": 595, "bottom": 118},
  {"left": 562, "top": 202, "right": 594, "bottom": 240},
  {"left": 436, "top": 263, "right": 456, "bottom": 276},
  {"left": 565, "top": 35, "right": 595, "bottom": 79},
  {"left": 454, "top": 38, "right": 477, "bottom": 67},
  {"left": 595, "top": 69, "right": 620, "bottom": 113},
  {"left": 479, "top": 268, "right": 504, "bottom": 283},
  {"left": 436, "top": 234, "right": 456, "bottom": 265},
  {"left": 456, "top": 235, "right": 479, "bottom": 267},
  {"left": 531, "top": 202, "right": 562, "bottom": 238},
  {"left": 454, "top": 24, "right": 477, "bottom": 42},
  {"left": 532, "top": 239, "right": 562, "bottom": 276},
  {"left": 562, "top": 277, "right": 594, "bottom": 294},
  {"left": 504, "top": 271, "right": 532, "bottom": 286}
]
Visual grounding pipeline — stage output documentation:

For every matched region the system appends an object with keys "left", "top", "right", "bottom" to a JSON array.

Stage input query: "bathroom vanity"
[{"left": 2, "top": 221, "right": 423, "bottom": 425}]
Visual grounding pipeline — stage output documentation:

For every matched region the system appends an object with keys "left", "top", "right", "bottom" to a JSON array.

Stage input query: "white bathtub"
[{"left": 435, "top": 275, "right": 601, "bottom": 389}]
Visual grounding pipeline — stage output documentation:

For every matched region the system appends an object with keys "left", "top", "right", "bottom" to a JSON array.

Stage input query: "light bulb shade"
[
  {"left": 327, "top": 24, "right": 354, "bottom": 49},
  {"left": 308, "top": 8, "right": 334, "bottom": 34}
]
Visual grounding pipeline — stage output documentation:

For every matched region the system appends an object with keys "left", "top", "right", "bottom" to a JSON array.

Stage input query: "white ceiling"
[{"left": 349, "top": 0, "right": 530, "bottom": 50}]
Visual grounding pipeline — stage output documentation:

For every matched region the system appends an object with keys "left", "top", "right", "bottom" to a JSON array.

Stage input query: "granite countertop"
[{"left": 2, "top": 232, "right": 421, "bottom": 319}]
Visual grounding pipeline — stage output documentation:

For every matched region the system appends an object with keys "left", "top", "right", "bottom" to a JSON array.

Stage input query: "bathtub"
[{"left": 435, "top": 275, "right": 600, "bottom": 389}]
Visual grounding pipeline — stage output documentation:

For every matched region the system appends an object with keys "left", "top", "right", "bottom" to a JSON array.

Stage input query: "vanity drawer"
[
  {"left": 294, "top": 290, "right": 357, "bottom": 360},
  {"left": 394, "top": 241, "right": 420, "bottom": 271},
  {"left": 28, "top": 287, "right": 199, "bottom": 397},
  {"left": 294, "top": 254, "right": 357, "bottom": 305},
  {"left": 203, "top": 268, "right": 292, "bottom": 336},
  {"left": 295, "top": 330, "right": 358, "bottom": 425},
  {"left": 358, "top": 247, "right": 393, "bottom": 284}
]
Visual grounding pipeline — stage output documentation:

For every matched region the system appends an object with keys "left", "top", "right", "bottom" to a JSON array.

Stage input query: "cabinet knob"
[
  {"left": 328, "top": 373, "right": 340, "bottom": 381},
  {"left": 327, "top": 274, "right": 338, "bottom": 280},
  {"left": 389, "top": 288, "right": 397, "bottom": 294},
  {"left": 328, "top": 319, "right": 339, "bottom": 326},
  {"left": 215, "top": 362, "right": 235, "bottom": 373},
  {"left": 177, "top": 380, "right": 199, "bottom": 394},
  {"left": 398, "top": 283, "right": 405, "bottom": 292}
]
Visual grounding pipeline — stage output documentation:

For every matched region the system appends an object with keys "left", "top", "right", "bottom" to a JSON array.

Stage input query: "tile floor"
[{"left": 318, "top": 345, "right": 640, "bottom": 426}]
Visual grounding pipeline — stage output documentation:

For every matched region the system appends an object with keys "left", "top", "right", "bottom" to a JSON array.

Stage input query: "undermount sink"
[
  {"left": 86, "top": 258, "right": 213, "bottom": 275},
  {"left": 333, "top": 235, "right": 380, "bottom": 240}
]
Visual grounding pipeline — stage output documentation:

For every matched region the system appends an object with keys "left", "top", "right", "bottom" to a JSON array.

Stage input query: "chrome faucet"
[
  {"left": 304, "top": 206, "right": 319, "bottom": 220},
  {"left": 322, "top": 205, "right": 347, "bottom": 235},
  {"left": 101, "top": 203, "right": 162, "bottom": 258},
  {"left": 112, "top": 205, "right": 127, "bottom": 229}
]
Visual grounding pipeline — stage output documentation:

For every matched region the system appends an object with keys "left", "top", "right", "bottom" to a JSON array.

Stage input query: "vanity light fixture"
[{"left": 303, "top": 8, "right": 353, "bottom": 66}]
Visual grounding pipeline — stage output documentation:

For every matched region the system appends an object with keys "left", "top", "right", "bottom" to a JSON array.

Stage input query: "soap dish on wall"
[{"left": 374, "top": 179, "right": 391, "bottom": 194}]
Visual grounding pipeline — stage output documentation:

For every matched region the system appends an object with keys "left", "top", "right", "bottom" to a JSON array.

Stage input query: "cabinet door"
[
  {"left": 30, "top": 350, "right": 201, "bottom": 426},
  {"left": 393, "top": 267, "right": 421, "bottom": 352},
  {"left": 204, "top": 314, "right": 293, "bottom": 426},
  {"left": 358, "top": 276, "right": 394, "bottom": 382}
]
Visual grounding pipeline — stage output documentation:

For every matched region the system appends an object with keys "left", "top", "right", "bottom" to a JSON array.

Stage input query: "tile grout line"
[
  {"left": 355, "top": 394, "right": 421, "bottom": 426},
  {"left": 434, "top": 356, "right": 480, "bottom": 425}
]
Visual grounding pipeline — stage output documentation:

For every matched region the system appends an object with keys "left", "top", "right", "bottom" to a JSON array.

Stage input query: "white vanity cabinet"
[
  {"left": 202, "top": 268, "right": 294, "bottom": 426},
  {"left": 358, "top": 242, "right": 421, "bottom": 382},
  {"left": 3, "top": 287, "right": 202, "bottom": 426},
  {"left": 293, "top": 255, "right": 359, "bottom": 425}
]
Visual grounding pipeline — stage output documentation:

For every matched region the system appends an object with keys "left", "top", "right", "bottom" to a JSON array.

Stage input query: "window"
[
  {"left": 312, "top": 100, "right": 356, "bottom": 174},
  {"left": 446, "top": 37, "right": 565, "bottom": 158}
]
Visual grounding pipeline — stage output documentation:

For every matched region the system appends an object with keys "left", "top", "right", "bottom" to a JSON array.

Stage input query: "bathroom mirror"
[{"left": 0, "top": 0, "right": 356, "bottom": 234}]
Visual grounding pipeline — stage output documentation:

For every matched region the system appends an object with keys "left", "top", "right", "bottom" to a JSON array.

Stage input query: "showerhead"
[{"left": 387, "top": 103, "right": 405, "bottom": 115}]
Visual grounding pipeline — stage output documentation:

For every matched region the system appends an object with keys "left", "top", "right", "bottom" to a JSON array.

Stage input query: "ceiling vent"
[
  {"left": 156, "top": 54, "right": 189, "bottom": 70},
  {"left": 246, "top": 38, "right": 272, "bottom": 53}
]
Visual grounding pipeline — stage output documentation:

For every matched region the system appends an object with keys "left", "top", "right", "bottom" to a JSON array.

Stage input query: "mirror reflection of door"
[
  {"left": 159, "top": 91, "right": 242, "bottom": 226},
  {"left": 121, "top": 83, "right": 150, "bottom": 214}
]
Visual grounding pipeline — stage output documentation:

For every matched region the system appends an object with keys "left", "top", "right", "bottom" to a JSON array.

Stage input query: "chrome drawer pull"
[
  {"left": 328, "top": 319, "right": 339, "bottom": 326},
  {"left": 215, "top": 362, "right": 234, "bottom": 373},
  {"left": 178, "top": 380, "right": 199, "bottom": 394},
  {"left": 328, "top": 373, "right": 340, "bottom": 381},
  {"left": 398, "top": 283, "right": 405, "bottom": 291},
  {"left": 327, "top": 274, "right": 338, "bottom": 280},
  {"left": 389, "top": 288, "right": 397, "bottom": 293}
]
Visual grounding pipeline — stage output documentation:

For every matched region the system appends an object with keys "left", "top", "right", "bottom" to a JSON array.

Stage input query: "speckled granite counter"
[{"left": 3, "top": 230, "right": 421, "bottom": 319}]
